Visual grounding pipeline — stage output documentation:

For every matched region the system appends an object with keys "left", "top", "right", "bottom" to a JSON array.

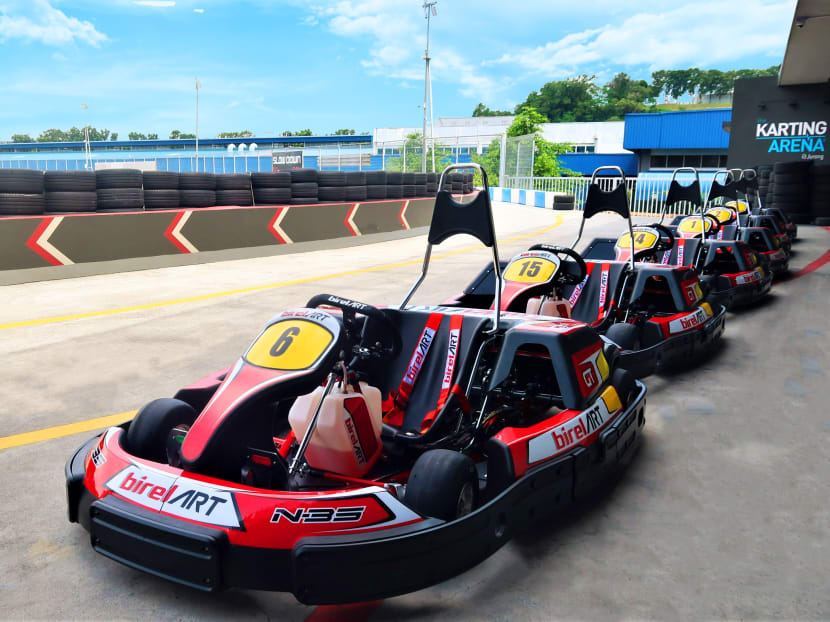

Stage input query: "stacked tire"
[
  {"left": 768, "top": 161, "right": 811, "bottom": 224},
  {"left": 216, "top": 174, "right": 253, "bottom": 206},
  {"left": 179, "top": 173, "right": 216, "bottom": 208},
  {"left": 402, "top": 172, "right": 417, "bottom": 198},
  {"left": 810, "top": 164, "right": 830, "bottom": 225},
  {"left": 553, "top": 193, "right": 576, "bottom": 210},
  {"left": 317, "top": 171, "right": 346, "bottom": 203},
  {"left": 448, "top": 173, "right": 465, "bottom": 194},
  {"left": 461, "top": 172, "right": 474, "bottom": 194},
  {"left": 96, "top": 169, "right": 143, "bottom": 212},
  {"left": 0, "top": 169, "right": 44, "bottom": 215},
  {"left": 251, "top": 172, "right": 291, "bottom": 205},
  {"left": 143, "top": 171, "right": 179, "bottom": 210},
  {"left": 425, "top": 172, "right": 438, "bottom": 196},
  {"left": 366, "top": 170, "right": 387, "bottom": 200},
  {"left": 414, "top": 173, "right": 427, "bottom": 197},
  {"left": 344, "top": 171, "right": 367, "bottom": 201},
  {"left": 757, "top": 165, "right": 772, "bottom": 205},
  {"left": 386, "top": 171, "right": 403, "bottom": 199},
  {"left": 290, "top": 169, "right": 318, "bottom": 204},
  {"left": 44, "top": 171, "right": 96, "bottom": 213}
]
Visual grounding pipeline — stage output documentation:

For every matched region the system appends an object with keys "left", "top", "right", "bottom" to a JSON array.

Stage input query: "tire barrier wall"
[{"left": 0, "top": 198, "right": 435, "bottom": 272}]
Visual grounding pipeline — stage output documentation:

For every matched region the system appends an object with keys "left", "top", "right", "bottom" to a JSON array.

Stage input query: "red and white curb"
[
  {"left": 26, "top": 216, "right": 73, "bottom": 266},
  {"left": 268, "top": 206, "right": 293, "bottom": 244},
  {"left": 345, "top": 203, "right": 361, "bottom": 236},
  {"left": 164, "top": 211, "right": 198, "bottom": 254},
  {"left": 398, "top": 200, "right": 411, "bottom": 230}
]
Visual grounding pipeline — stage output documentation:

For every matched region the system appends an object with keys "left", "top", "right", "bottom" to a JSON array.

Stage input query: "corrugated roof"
[{"left": 623, "top": 109, "right": 732, "bottom": 150}]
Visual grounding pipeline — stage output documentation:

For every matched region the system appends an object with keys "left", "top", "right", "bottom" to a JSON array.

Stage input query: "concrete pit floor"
[{"left": 0, "top": 203, "right": 828, "bottom": 620}]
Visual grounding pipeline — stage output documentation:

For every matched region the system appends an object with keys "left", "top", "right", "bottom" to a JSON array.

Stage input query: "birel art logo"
[
  {"left": 668, "top": 306, "right": 710, "bottom": 335},
  {"left": 271, "top": 506, "right": 366, "bottom": 523},
  {"left": 571, "top": 342, "right": 608, "bottom": 397},
  {"left": 106, "top": 466, "right": 241, "bottom": 528},
  {"left": 402, "top": 328, "right": 436, "bottom": 385},
  {"left": 756, "top": 120, "right": 826, "bottom": 160}
]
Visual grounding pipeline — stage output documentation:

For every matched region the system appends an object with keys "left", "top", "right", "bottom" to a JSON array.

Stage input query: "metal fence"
[
  {"left": 501, "top": 134, "right": 535, "bottom": 179},
  {"left": 374, "top": 134, "right": 500, "bottom": 173},
  {"left": 502, "top": 173, "right": 720, "bottom": 216}
]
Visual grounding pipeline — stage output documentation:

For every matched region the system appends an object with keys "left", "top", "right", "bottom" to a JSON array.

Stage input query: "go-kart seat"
[
  {"left": 560, "top": 261, "right": 627, "bottom": 326},
  {"left": 369, "top": 309, "right": 491, "bottom": 435},
  {"left": 659, "top": 237, "right": 702, "bottom": 267}
]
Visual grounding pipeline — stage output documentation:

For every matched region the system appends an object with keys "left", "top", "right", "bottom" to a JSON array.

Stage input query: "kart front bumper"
[
  {"left": 616, "top": 304, "right": 726, "bottom": 378},
  {"left": 66, "top": 386, "right": 646, "bottom": 604}
]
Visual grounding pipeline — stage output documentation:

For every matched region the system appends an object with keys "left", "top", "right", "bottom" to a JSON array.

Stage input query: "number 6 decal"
[
  {"left": 246, "top": 319, "right": 335, "bottom": 371},
  {"left": 270, "top": 326, "right": 300, "bottom": 357}
]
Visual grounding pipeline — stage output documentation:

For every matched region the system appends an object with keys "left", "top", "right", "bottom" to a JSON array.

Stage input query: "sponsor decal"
[
  {"left": 441, "top": 327, "right": 460, "bottom": 390},
  {"left": 271, "top": 149, "right": 304, "bottom": 171},
  {"left": 734, "top": 269, "right": 761, "bottom": 285},
  {"left": 681, "top": 278, "right": 702, "bottom": 305},
  {"left": 568, "top": 274, "right": 589, "bottom": 307},
  {"left": 107, "top": 466, "right": 242, "bottom": 529},
  {"left": 91, "top": 445, "right": 106, "bottom": 467},
  {"left": 667, "top": 304, "right": 712, "bottom": 334},
  {"left": 403, "top": 328, "right": 437, "bottom": 386},
  {"left": 571, "top": 342, "right": 610, "bottom": 398},
  {"left": 660, "top": 250, "right": 672, "bottom": 265},
  {"left": 326, "top": 295, "right": 367, "bottom": 311},
  {"left": 271, "top": 506, "right": 366, "bottom": 523},
  {"left": 677, "top": 241, "right": 685, "bottom": 266},
  {"left": 502, "top": 251, "right": 560, "bottom": 284},
  {"left": 755, "top": 120, "right": 826, "bottom": 159},
  {"left": 527, "top": 386, "right": 623, "bottom": 463},
  {"left": 597, "top": 263, "right": 610, "bottom": 314}
]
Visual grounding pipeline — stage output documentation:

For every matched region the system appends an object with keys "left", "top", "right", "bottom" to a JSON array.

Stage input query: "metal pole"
[
  {"left": 421, "top": 2, "right": 436, "bottom": 173},
  {"left": 195, "top": 77, "right": 201, "bottom": 171},
  {"left": 358, "top": 143, "right": 362, "bottom": 171},
  {"left": 499, "top": 133, "right": 507, "bottom": 184}
]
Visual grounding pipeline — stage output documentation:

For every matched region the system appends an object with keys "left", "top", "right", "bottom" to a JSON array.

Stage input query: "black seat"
[
  {"left": 369, "top": 309, "right": 490, "bottom": 434},
  {"left": 561, "top": 261, "right": 628, "bottom": 325}
]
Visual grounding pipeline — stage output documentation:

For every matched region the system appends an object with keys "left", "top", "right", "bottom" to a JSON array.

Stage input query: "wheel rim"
[{"left": 456, "top": 482, "right": 475, "bottom": 518}]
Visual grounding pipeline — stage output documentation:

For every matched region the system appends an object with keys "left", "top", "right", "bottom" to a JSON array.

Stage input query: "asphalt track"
[{"left": 1, "top": 203, "right": 828, "bottom": 620}]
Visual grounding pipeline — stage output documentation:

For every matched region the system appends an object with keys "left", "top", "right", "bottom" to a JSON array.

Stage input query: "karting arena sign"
[
  {"left": 272, "top": 149, "right": 304, "bottom": 171},
  {"left": 729, "top": 76, "right": 828, "bottom": 165}
]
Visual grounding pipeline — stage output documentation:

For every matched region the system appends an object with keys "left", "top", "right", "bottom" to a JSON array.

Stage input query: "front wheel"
[
  {"left": 404, "top": 449, "right": 479, "bottom": 521},
  {"left": 126, "top": 398, "right": 197, "bottom": 463}
]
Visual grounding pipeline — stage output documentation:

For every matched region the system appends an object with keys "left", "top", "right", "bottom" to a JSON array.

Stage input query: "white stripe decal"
[
  {"left": 399, "top": 200, "right": 411, "bottom": 230},
  {"left": 172, "top": 211, "right": 199, "bottom": 253},
  {"left": 271, "top": 207, "right": 294, "bottom": 244},
  {"left": 38, "top": 216, "right": 74, "bottom": 265},
  {"left": 347, "top": 203, "right": 361, "bottom": 236}
]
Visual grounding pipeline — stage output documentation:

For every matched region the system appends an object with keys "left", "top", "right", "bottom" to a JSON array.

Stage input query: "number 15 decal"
[{"left": 246, "top": 320, "right": 334, "bottom": 371}]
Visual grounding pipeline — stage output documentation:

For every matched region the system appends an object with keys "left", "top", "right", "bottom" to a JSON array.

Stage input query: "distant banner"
[
  {"left": 272, "top": 150, "right": 304, "bottom": 171},
  {"left": 95, "top": 161, "right": 157, "bottom": 171}
]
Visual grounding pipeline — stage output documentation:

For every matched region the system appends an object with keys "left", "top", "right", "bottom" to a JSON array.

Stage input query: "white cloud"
[
  {"left": 133, "top": 1, "right": 176, "bottom": 7},
  {"left": 489, "top": 1, "right": 795, "bottom": 77},
  {"left": 51, "top": 51, "right": 68, "bottom": 61},
  {"left": 307, "top": 1, "right": 503, "bottom": 101},
  {"left": 0, "top": 0, "right": 108, "bottom": 47},
  {"left": 193, "top": 8, "right": 204, "bottom": 13}
]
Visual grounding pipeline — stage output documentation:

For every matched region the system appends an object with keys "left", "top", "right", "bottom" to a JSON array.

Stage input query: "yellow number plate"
[
  {"left": 503, "top": 257, "right": 559, "bottom": 283},
  {"left": 246, "top": 320, "right": 334, "bottom": 371},
  {"left": 677, "top": 217, "right": 710, "bottom": 234},
  {"left": 617, "top": 230, "right": 658, "bottom": 250},
  {"left": 706, "top": 207, "right": 735, "bottom": 223},
  {"left": 725, "top": 200, "right": 749, "bottom": 213}
]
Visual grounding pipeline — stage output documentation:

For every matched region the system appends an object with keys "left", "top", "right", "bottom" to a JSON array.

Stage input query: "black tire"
[
  {"left": 179, "top": 172, "right": 216, "bottom": 190},
  {"left": 318, "top": 186, "right": 347, "bottom": 202},
  {"left": 0, "top": 169, "right": 44, "bottom": 194},
  {"left": 253, "top": 187, "right": 291, "bottom": 204},
  {"left": 386, "top": 171, "right": 403, "bottom": 184},
  {"left": 95, "top": 168, "right": 143, "bottom": 189},
  {"left": 251, "top": 171, "right": 291, "bottom": 188},
  {"left": 771, "top": 173, "right": 807, "bottom": 185},
  {"left": 426, "top": 182, "right": 438, "bottom": 192},
  {"left": 426, "top": 172, "right": 438, "bottom": 183},
  {"left": 290, "top": 168, "right": 318, "bottom": 183},
  {"left": 451, "top": 182, "right": 464, "bottom": 193},
  {"left": 366, "top": 185, "right": 387, "bottom": 200},
  {"left": 317, "top": 171, "right": 346, "bottom": 187},
  {"left": 366, "top": 170, "right": 387, "bottom": 184},
  {"left": 142, "top": 171, "right": 179, "bottom": 190},
  {"left": 216, "top": 189, "right": 253, "bottom": 206},
  {"left": 811, "top": 165, "right": 830, "bottom": 180},
  {"left": 126, "top": 398, "right": 198, "bottom": 463},
  {"left": 290, "top": 197, "right": 318, "bottom": 205},
  {"left": 787, "top": 212, "right": 813, "bottom": 224},
  {"left": 344, "top": 185, "right": 367, "bottom": 201},
  {"left": 44, "top": 171, "right": 96, "bottom": 192},
  {"left": 143, "top": 189, "right": 180, "bottom": 210},
  {"left": 179, "top": 189, "right": 216, "bottom": 207},
  {"left": 611, "top": 368, "right": 638, "bottom": 407},
  {"left": 291, "top": 182, "right": 318, "bottom": 198},
  {"left": 773, "top": 200, "right": 808, "bottom": 212},
  {"left": 386, "top": 185, "right": 403, "bottom": 199},
  {"left": 215, "top": 173, "right": 252, "bottom": 191},
  {"left": 425, "top": 187, "right": 437, "bottom": 196},
  {"left": 553, "top": 201, "right": 575, "bottom": 211},
  {"left": 345, "top": 171, "right": 366, "bottom": 185},
  {"left": 415, "top": 185, "right": 427, "bottom": 196},
  {"left": 0, "top": 193, "right": 45, "bottom": 215},
  {"left": 402, "top": 172, "right": 416, "bottom": 185},
  {"left": 814, "top": 216, "right": 830, "bottom": 226},
  {"left": 45, "top": 191, "right": 97, "bottom": 213},
  {"left": 413, "top": 173, "right": 427, "bottom": 185},
  {"left": 404, "top": 449, "right": 478, "bottom": 521},
  {"left": 402, "top": 185, "right": 416, "bottom": 198},
  {"left": 606, "top": 322, "right": 640, "bottom": 351},
  {"left": 96, "top": 188, "right": 144, "bottom": 210}
]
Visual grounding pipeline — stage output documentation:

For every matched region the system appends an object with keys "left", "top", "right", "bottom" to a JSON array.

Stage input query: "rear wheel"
[
  {"left": 404, "top": 449, "right": 478, "bottom": 521},
  {"left": 606, "top": 322, "right": 640, "bottom": 351},
  {"left": 126, "top": 398, "right": 198, "bottom": 463}
]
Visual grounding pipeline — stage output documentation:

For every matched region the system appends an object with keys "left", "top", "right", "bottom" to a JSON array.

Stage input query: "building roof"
[
  {"left": 623, "top": 109, "right": 732, "bottom": 151},
  {"left": 779, "top": 0, "right": 830, "bottom": 86}
]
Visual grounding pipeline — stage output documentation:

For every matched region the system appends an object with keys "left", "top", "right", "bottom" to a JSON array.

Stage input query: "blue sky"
[{"left": 0, "top": 0, "right": 796, "bottom": 140}]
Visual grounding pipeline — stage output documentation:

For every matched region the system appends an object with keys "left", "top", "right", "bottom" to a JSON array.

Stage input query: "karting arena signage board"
[
  {"left": 272, "top": 149, "right": 304, "bottom": 171},
  {"left": 729, "top": 76, "right": 828, "bottom": 166}
]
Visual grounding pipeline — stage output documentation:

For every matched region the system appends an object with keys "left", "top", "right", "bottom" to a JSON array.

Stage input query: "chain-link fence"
[
  {"left": 374, "top": 134, "right": 501, "bottom": 173},
  {"left": 501, "top": 134, "right": 535, "bottom": 179}
]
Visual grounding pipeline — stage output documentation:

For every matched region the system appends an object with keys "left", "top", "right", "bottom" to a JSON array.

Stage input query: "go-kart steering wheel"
[
  {"left": 703, "top": 214, "right": 721, "bottom": 235},
  {"left": 649, "top": 223, "right": 675, "bottom": 251},
  {"left": 306, "top": 294, "right": 402, "bottom": 361},
  {"left": 528, "top": 244, "right": 588, "bottom": 285}
]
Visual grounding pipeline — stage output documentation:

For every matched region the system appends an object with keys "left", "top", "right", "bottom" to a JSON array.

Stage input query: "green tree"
[
  {"left": 333, "top": 129, "right": 356, "bottom": 135},
  {"left": 472, "top": 103, "right": 512, "bottom": 117},
  {"left": 384, "top": 132, "right": 454, "bottom": 173},
  {"left": 169, "top": 130, "right": 196, "bottom": 140},
  {"left": 129, "top": 132, "right": 147, "bottom": 140},
  {"left": 11, "top": 134, "right": 33, "bottom": 143},
  {"left": 110, "top": 133, "right": 118, "bottom": 141},
  {"left": 148, "top": 133, "right": 158, "bottom": 140},
  {"left": 217, "top": 131, "right": 254, "bottom": 138},
  {"left": 516, "top": 75, "right": 601, "bottom": 122}
]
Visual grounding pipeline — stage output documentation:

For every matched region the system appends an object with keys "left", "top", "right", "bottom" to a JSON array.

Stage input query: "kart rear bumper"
[
  {"left": 66, "top": 386, "right": 646, "bottom": 604},
  {"left": 616, "top": 304, "right": 726, "bottom": 378},
  {"left": 705, "top": 273, "right": 772, "bottom": 309}
]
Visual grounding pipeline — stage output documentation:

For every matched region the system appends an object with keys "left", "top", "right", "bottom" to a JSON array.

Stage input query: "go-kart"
[
  {"left": 447, "top": 166, "right": 725, "bottom": 379},
  {"left": 66, "top": 164, "right": 646, "bottom": 605}
]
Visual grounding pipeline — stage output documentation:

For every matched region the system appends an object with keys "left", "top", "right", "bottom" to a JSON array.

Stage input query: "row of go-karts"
[{"left": 65, "top": 163, "right": 794, "bottom": 604}]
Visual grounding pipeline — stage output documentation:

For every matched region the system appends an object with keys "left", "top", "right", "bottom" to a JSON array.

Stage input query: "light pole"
[
  {"left": 422, "top": 1, "right": 437, "bottom": 173},
  {"left": 195, "top": 77, "right": 201, "bottom": 171},
  {"left": 82, "top": 103, "right": 91, "bottom": 170}
]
